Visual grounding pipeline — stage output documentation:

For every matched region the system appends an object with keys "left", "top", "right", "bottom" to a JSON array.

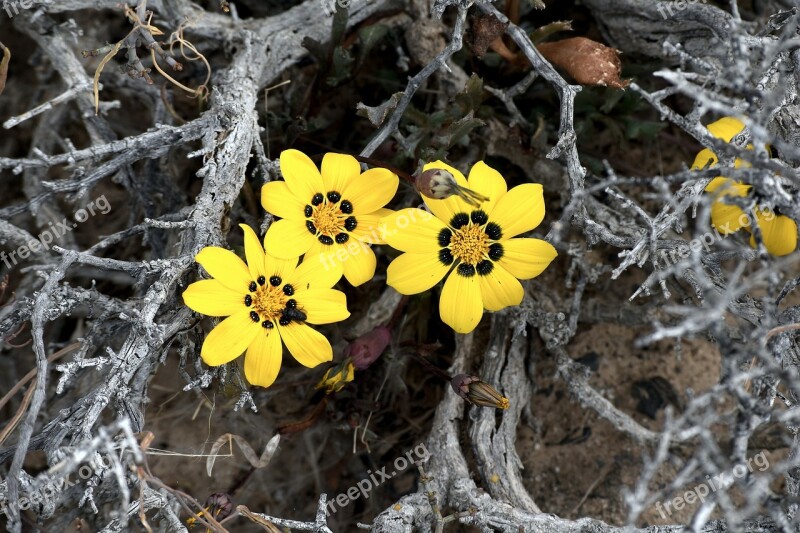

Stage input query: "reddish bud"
[
  {"left": 346, "top": 326, "right": 392, "bottom": 370},
  {"left": 205, "top": 492, "right": 234, "bottom": 521}
]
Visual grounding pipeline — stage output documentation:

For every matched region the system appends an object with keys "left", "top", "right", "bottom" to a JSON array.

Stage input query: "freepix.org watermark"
[
  {"left": 657, "top": 208, "right": 775, "bottom": 268},
  {"left": 318, "top": 205, "right": 434, "bottom": 272},
  {"left": 0, "top": 195, "right": 111, "bottom": 269},
  {"left": 326, "top": 443, "right": 430, "bottom": 515},
  {"left": 656, "top": 0, "right": 709, "bottom": 20},
  {"left": 0, "top": 452, "right": 113, "bottom": 517},
  {"left": 654, "top": 451, "right": 770, "bottom": 518},
  {"left": 2, "top": 0, "right": 38, "bottom": 18}
]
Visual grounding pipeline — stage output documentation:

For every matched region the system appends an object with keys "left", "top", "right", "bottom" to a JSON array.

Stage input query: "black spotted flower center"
[
  {"left": 305, "top": 191, "right": 356, "bottom": 245},
  {"left": 245, "top": 276, "right": 305, "bottom": 328},
  {"left": 438, "top": 210, "right": 504, "bottom": 277}
]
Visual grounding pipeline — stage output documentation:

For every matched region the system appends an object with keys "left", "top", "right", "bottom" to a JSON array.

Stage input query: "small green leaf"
[
  {"left": 455, "top": 74, "right": 485, "bottom": 113},
  {"left": 437, "top": 112, "right": 485, "bottom": 148},
  {"left": 326, "top": 46, "right": 354, "bottom": 86},
  {"left": 331, "top": 4, "right": 349, "bottom": 46}
]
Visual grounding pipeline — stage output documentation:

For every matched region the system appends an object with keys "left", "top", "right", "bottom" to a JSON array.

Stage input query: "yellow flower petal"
[
  {"left": 240, "top": 224, "right": 267, "bottom": 281},
  {"left": 439, "top": 271, "right": 483, "bottom": 333},
  {"left": 496, "top": 238, "right": 557, "bottom": 279},
  {"left": 264, "top": 219, "right": 316, "bottom": 259},
  {"left": 752, "top": 209, "right": 797, "bottom": 256},
  {"left": 244, "top": 331, "right": 283, "bottom": 388},
  {"left": 295, "top": 288, "right": 350, "bottom": 324},
  {"left": 264, "top": 253, "right": 298, "bottom": 282},
  {"left": 706, "top": 117, "right": 745, "bottom": 142},
  {"left": 693, "top": 150, "right": 750, "bottom": 173},
  {"left": 478, "top": 263, "right": 524, "bottom": 312},
  {"left": 342, "top": 167, "right": 399, "bottom": 215},
  {"left": 201, "top": 309, "right": 261, "bottom": 366},
  {"left": 350, "top": 208, "right": 394, "bottom": 244},
  {"left": 711, "top": 202, "right": 749, "bottom": 235},
  {"left": 706, "top": 178, "right": 751, "bottom": 234},
  {"left": 422, "top": 160, "right": 471, "bottom": 223},
  {"left": 705, "top": 177, "right": 749, "bottom": 195},
  {"left": 386, "top": 252, "right": 450, "bottom": 294},
  {"left": 287, "top": 251, "right": 343, "bottom": 290},
  {"left": 691, "top": 148, "right": 718, "bottom": 170},
  {"left": 487, "top": 183, "right": 545, "bottom": 239},
  {"left": 261, "top": 181, "right": 307, "bottom": 221},
  {"left": 342, "top": 241, "right": 377, "bottom": 286},
  {"left": 467, "top": 161, "right": 507, "bottom": 214},
  {"left": 279, "top": 149, "right": 324, "bottom": 204},
  {"left": 183, "top": 279, "right": 245, "bottom": 316},
  {"left": 321, "top": 153, "right": 361, "bottom": 196},
  {"left": 381, "top": 208, "right": 447, "bottom": 252},
  {"left": 279, "top": 322, "right": 333, "bottom": 368},
  {"left": 195, "top": 247, "right": 252, "bottom": 292}
]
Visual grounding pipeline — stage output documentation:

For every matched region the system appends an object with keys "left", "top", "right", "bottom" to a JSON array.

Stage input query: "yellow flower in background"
[
  {"left": 262, "top": 150, "right": 399, "bottom": 286},
  {"left": 315, "top": 361, "right": 355, "bottom": 393},
  {"left": 380, "top": 161, "right": 557, "bottom": 334},
  {"left": 697, "top": 117, "right": 797, "bottom": 256},
  {"left": 183, "top": 224, "right": 349, "bottom": 388}
]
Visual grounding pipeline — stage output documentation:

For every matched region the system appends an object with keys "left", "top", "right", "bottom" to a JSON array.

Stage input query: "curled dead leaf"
[
  {"left": 536, "top": 37, "right": 630, "bottom": 89},
  {"left": 206, "top": 432, "right": 280, "bottom": 476},
  {"left": 0, "top": 42, "right": 10, "bottom": 97},
  {"left": 470, "top": 14, "right": 507, "bottom": 58}
]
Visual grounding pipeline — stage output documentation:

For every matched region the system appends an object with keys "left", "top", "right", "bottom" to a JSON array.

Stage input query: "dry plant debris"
[{"left": 1, "top": 0, "right": 800, "bottom": 532}]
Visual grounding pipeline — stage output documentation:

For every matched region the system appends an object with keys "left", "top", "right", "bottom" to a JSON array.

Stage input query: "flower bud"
[
  {"left": 205, "top": 492, "right": 234, "bottom": 521},
  {"left": 415, "top": 168, "right": 491, "bottom": 207},
  {"left": 450, "top": 374, "right": 509, "bottom": 409},
  {"left": 316, "top": 361, "right": 355, "bottom": 393},
  {"left": 187, "top": 492, "right": 234, "bottom": 526},
  {"left": 345, "top": 325, "right": 392, "bottom": 370},
  {"left": 416, "top": 168, "right": 457, "bottom": 200}
]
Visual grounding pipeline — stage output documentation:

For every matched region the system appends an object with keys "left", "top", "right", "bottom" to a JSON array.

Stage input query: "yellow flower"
[
  {"left": 697, "top": 117, "right": 797, "bottom": 256},
  {"left": 261, "top": 150, "right": 399, "bottom": 286},
  {"left": 315, "top": 361, "right": 355, "bottom": 393},
  {"left": 183, "top": 224, "right": 350, "bottom": 388},
  {"left": 380, "top": 161, "right": 557, "bottom": 333}
]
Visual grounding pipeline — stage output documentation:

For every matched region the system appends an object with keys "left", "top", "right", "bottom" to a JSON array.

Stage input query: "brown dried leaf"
[
  {"left": 0, "top": 42, "right": 10, "bottom": 97},
  {"left": 536, "top": 37, "right": 630, "bottom": 89},
  {"left": 470, "top": 14, "right": 507, "bottom": 58}
]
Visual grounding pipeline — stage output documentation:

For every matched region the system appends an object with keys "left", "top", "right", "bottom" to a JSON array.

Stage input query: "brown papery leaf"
[
  {"left": 470, "top": 14, "right": 507, "bottom": 58},
  {"left": 0, "top": 42, "right": 10, "bottom": 96},
  {"left": 536, "top": 37, "right": 629, "bottom": 89}
]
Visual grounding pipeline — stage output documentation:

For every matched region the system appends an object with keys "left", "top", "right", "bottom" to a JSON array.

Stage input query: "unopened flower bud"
[
  {"left": 316, "top": 361, "right": 355, "bottom": 393},
  {"left": 450, "top": 374, "right": 509, "bottom": 409},
  {"left": 345, "top": 325, "right": 392, "bottom": 370},
  {"left": 205, "top": 492, "right": 234, "bottom": 521},
  {"left": 415, "top": 168, "right": 491, "bottom": 207}
]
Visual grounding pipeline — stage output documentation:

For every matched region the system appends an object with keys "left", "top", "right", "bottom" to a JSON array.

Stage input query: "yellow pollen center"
[
  {"left": 450, "top": 225, "right": 489, "bottom": 265},
  {"left": 252, "top": 286, "right": 288, "bottom": 321},
  {"left": 312, "top": 203, "right": 344, "bottom": 235}
]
